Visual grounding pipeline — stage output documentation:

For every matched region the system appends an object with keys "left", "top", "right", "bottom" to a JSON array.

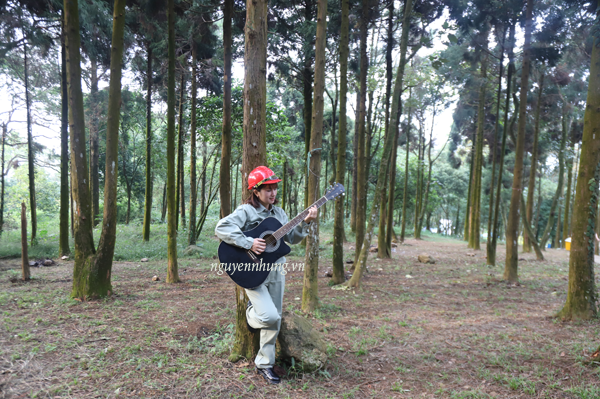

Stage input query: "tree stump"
[
  {"left": 277, "top": 311, "right": 327, "bottom": 372},
  {"left": 418, "top": 254, "right": 436, "bottom": 264}
]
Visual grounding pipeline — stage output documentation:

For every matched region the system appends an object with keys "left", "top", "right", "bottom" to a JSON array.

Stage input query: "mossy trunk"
[
  {"left": 176, "top": 73, "right": 186, "bottom": 230},
  {"left": 504, "top": 0, "right": 533, "bottom": 282},
  {"left": 70, "top": 0, "right": 127, "bottom": 299},
  {"left": 219, "top": 0, "right": 233, "bottom": 219},
  {"left": 331, "top": 0, "right": 349, "bottom": 285},
  {"left": 230, "top": 0, "right": 269, "bottom": 361},
  {"left": 89, "top": 56, "right": 99, "bottom": 228},
  {"left": 59, "top": 21, "right": 70, "bottom": 256},
  {"left": 142, "top": 42, "right": 153, "bottom": 242},
  {"left": 469, "top": 39, "right": 488, "bottom": 250},
  {"left": 557, "top": 38, "right": 600, "bottom": 319},
  {"left": 166, "top": 0, "right": 179, "bottom": 284},
  {"left": 302, "top": 0, "right": 327, "bottom": 312}
]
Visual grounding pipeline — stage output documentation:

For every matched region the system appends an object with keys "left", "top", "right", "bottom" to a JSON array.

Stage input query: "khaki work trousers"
[{"left": 245, "top": 266, "right": 285, "bottom": 369}]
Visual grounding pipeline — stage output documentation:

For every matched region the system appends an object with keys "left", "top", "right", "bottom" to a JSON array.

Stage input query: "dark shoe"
[
  {"left": 246, "top": 301, "right": 258, "bottom": 333},
  {"left": 257, "top": 367, "right": 280, "bottom": 384}
]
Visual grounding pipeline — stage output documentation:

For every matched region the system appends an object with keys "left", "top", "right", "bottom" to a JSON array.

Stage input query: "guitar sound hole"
[{"left": 261, "top": 233, "right": 280, "bottom": 253}]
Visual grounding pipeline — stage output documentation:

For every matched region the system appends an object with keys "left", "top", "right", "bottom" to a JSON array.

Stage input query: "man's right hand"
[{"left": 251, "top": 238, "right": 266, "bottom": 254}]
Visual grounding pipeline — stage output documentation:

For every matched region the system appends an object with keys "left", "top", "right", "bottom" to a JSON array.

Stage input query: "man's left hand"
[{"left": 304, "top": 206, "right": 318, "bottom": 224}]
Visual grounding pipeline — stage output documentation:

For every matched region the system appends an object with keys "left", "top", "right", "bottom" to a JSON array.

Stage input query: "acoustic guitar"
[{"left": 218, "top": 183, "right": 345, "bottom": 289}]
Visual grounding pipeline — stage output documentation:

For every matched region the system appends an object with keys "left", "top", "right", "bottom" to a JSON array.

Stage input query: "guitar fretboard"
[{"left": 272, "top": 196, "right": 328, "bottom": 241}]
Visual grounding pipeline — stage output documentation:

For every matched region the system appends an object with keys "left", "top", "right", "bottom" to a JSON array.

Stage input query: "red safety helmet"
[{"left": 248, "top": 166, "right": 281, "bottom": 190}]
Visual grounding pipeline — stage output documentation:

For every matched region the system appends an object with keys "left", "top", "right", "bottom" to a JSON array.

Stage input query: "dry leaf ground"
[{"left": 1, "top": 233, "right": 599, "bottom": 398}]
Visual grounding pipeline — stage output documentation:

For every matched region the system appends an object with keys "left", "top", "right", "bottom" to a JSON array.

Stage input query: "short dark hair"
[{"left": 244, "top": 184, "right": 279, "bottom": 208}]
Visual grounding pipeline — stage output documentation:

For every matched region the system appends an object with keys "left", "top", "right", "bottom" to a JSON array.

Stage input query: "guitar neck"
[{"left": 273, "top": 196, "right": 329, "bottom": 240}]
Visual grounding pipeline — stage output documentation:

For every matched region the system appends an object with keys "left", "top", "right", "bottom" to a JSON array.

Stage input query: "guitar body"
[{"left": 217, "top": 217, "right": 291, "bottom": 289}]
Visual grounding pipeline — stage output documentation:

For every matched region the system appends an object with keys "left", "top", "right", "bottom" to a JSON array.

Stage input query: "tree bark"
[
  {"left": 523, "top": 73, "right": 543, "bottom": 252},
  {"left": 353, "top": 0, "right": 369, "bottom": 264},
  {"left": 21, "top": 202, "right": 30, "bottom": 280},
  {"left": 489, "top": 24, "right": 515, "bottom": 265},
  {"left": 22, "top": 28, "right": 37, "bottom": 245},
  {"left": 166, "top": 0, "right": 180, "bottom": 284},
  {"left": 504, "top": 0, "right": 534, "bottom": 282},
  {"left": 0, "top": 124, "right": 5, "bottom": 239},
  {"left": 486, "top": 29, "right": 505, "bottom": 254},
  {"left": 400, "top": 91, "right": 412, "bottom": 243},
  {"left": 562, "top": 140, "right": 574, "bottom": 248},
  {"left": 554, "top": 198, "right": 563, "bottom": 249},
  {"left": 176, "top": 73, "right": 186, "bottom": 230},
  {"left": 378, "top": 0, "right": 395, "bottom": 259},
  {"left": 143, "top": 42, "right": 153, "bottom": 241},
  {"left": 229, "top": 0, "right": 268, "bottom": 362},
  {"left": 347, "top": 0, "right": 413, "bottom": 288},
  {"left": 59, "top": 19, "right": 70, "bottom": 256},
  {"left": 89, "top": 56, "right": 100, "bottom": 228},
  {"left": 557, "top": 37, "right": 600, "bottom": 320},
  {"left": 469, "top": 35, "right": 488, "bottom": 250},
  {"left": 189, "top": 50, "right": 198, "bottom": 245},
  {"left": 302, "top": 0, "right": 327, "bottom": 312},
  {"left": 332, "top": 0, "right": 349, "bottom": 285},
  {"left": 219, "top": 0, "right": 233, "bottom": 218},
  {"left": 69, "top": 0, "right": 127, "bottom": 298},
  {"left": 538, "top": 102, "right": 568, "bottom": 249}
]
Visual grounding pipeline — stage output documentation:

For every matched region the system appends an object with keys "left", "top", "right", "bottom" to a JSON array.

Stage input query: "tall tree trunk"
[
  {"left": 229, "top": 0, "right": 268, "bottom": 362},
  {"left": 378, "top": 0, "right": 395, "bottom": 259},
  {"left": 21, "top": 202, "right": 30, "bottom": 280},
  {"left": 562, "top": 140, "right": 574, "bottom": 248},
  {"left": 302, "top": 0, "right": 327, "bottom": 312},
  {"left": 348, "top": 0, "right": 412, "bottom": 288},
  {"left": 303, "top": 0, "right": 314, "bottom": 212},
  {"left": 142, "top": 42, "right": 153, "bottom": 241},
  {"left": 347, "top": 0, "right": 413, "bottom": 289},
  {"left": 414, "top": 125, "right": 423, "bottom": 239},
  {"left": 189, "top": 50, "right": 198, "bottom": 245},
  {"left": 504, "top": 0, "right": 534, "bottom": 282},
  {"left": 464, "top": 137, "right": 475, "bottom": 241},
  {"left": 201, "top": 142, "right": 207, "bottom": 216},
  {"left": 59, "top": 21, "right": 70, "bottom": 256},
  {"left": 331, "top": 0, "right": 349, "bottom": 285},
  {"left": 219, "top": 0, "right": 233, "bottom": 218},
  {"left": 166, "top": 0, "right": 180, "bottom": 284},
  {"left": 486, "top": 29, "right": 505, "bottom": 254},
  {"left": 22, "top": 29, "right": 37, "bottom": 245},
  {"left": 539, "top": 102, "right": 568, "bottom": 249},
  {"left": 126, "top": 187, "right": 131, "bottom": 225},
  {"left": 69, "top": 0, "right": 127, "bottom": 298},
  {"left": 469, "top": 36, "right": 488, "bottom": 250},
  {"left": 554, "top": 198, "right": 562, "bottom": 248},
  {"left": 161, "top": 182, "right": 167, "bottom": 222},
  {"left": 489, "top": 24, "right": 515, "bottom": 265},
  {"left": 176, "top": 73, "right": 186, "bottom": 230},
  {"left": 353, "top": 0, "right": 369, "bottom": 263},
  {"left": 400, "top": 91, "right": 412, "bottom": 243},
  {"left": 351, "top": 89, "right": 359, "bottom": 233},
  {"left": 90, "top": 58, "right": 100, "bottom": 228},
  {"left": 557, "top": 37, "right": 600, "bottom": 319},
  {"left": 64, "top": 0, "right": 96, "bottom": 294},
  {"left": 523, "top": 73, "right": 543, "bottom": 252},
  {"left": 0, "top": 124, "right": 5, "bottom": 239}
]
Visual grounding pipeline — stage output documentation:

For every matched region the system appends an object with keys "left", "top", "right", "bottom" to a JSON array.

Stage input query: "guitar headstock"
[{"left": 324, "top": 183, "right": 345, "bottom": 201}]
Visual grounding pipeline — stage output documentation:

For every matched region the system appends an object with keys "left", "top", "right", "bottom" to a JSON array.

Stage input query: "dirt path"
[{"left": 1, "top": 235, "right": 599, "bottom": 398}]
